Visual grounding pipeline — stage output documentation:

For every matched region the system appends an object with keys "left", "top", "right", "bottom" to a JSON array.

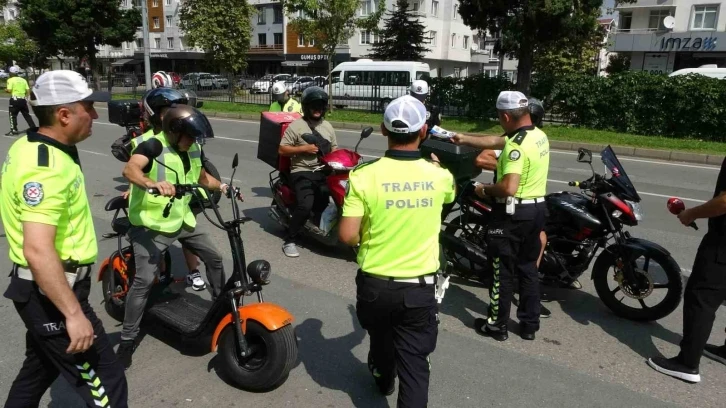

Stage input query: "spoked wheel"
[
  {"left": 442, "top": 215, "right": 490, "bottom": 282},
  {"left": 217, "top": 321, "right": 298, "bottom": 392},
  {"left": 592, "top": 246, "right": 683, "bottom": 321}
]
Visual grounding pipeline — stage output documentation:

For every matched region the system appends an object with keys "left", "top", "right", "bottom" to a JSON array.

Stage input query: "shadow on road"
[
  {"left": 549, "top": 285, "right": 682, "bottom": 359},
  {"left": 250, "top": 186, "right": 273, "bottom": 199},
  {"left": 296, "top": 305, "right": 389, "bottom": 408}
]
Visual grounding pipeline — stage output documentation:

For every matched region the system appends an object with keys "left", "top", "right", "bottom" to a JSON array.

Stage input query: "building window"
[
  {"left": 453, "top": 4, "right": 458, "bottom": 19},
  {"left": 309, "top": 38, "right": 315, "bottom": 47},
  {"left": 257, "top": 7, "right": 266, "bottom": 24},
  {"left": 152, "top": 0, "right": 158, "bottom": 7},
  {"left": 360, "top": 0, "right": 373, "bottom": 17},
  {"left": 273, "top": 6, "right": 283, "bottom": 23},
  {"left": 274, "top": 33, "right": 283, "bottom": 46},
  {"left": 431, "top": 0, "right": 439, "bottom": 17},
  {"left": 413, "top": 1, "right": 422, "bottom": 12},
  {"left": 167, "top": 37, "right": 174, "bottom": 49},
  {"left": 429, "top": 30, "right": 437, "bottom": 46},
  {"left": 136, "top": 38, "right": 143, "bottom": 48},
  {"left": 463, "top": 35, "right": 469, "bottom": 49},
  {"left": 648, "top": 9, "right": 671, "bottom": 30},
  {"left": 454, "top": 67, "right": 461, "bottom": 77},
  {"left": 166, "top": 16, "right": 173, "bottom": 27},
  {"left": 153, "top": 17, "right": 159, "bottom": 29},
  {"left": 298, "top": 34, "right": 305, "bottom": 46},
  {"left": 258, "top": 33, "right": 266, "bottom": 46},
  {"left": 619, "top": 12, "right": 632, "bottom": 31},
  {"left": 165, "top": 0, "right": 170, "bottom": 4},
  {"left": 154, "top": 38, "right": 160, "bottom": 49},
  {"left": 692, "top": 5, "right": 718, "bottom": 30},
  {"left": 451, "top": 33, "right": 456, "bottom": 48},
  {"left": 124, "top": 42, "right": 130, "bottom": 49},
  {"left": 360, "top": 30, "right": 379, "bottom": 45}
]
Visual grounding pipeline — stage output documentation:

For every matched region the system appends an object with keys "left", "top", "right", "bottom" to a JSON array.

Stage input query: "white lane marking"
[{"left": 81, "top": 149, "right": 108, "bottom": 156}]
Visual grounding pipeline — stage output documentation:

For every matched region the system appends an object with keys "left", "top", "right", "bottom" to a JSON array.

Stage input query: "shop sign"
[{"left": 660, "top": 36, "right": 718, "bottom": 51}]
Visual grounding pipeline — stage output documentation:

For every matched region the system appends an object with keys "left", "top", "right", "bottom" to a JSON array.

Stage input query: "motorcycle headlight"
[
  {"left": 625, "top": 200, "right": 644, "bottom": 221},
  {"left": 247, "top": 260, "right": 271, "bottom": 285}
]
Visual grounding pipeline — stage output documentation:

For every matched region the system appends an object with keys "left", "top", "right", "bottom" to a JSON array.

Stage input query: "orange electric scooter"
[{"left": 98, "top": 142, "right": 297, "bottom": 391}]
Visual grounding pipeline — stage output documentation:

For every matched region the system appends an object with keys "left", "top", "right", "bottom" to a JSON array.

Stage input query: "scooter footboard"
[{"left": 211, "top": 302, "right": 295, "bottom": 352}]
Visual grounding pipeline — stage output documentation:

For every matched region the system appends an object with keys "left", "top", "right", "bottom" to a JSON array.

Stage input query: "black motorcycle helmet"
[
  {"left": 528, "top": 97, "right": 545, "bottom": 128},
  {"left": 162, "top": 104, "right": 214, "bottom": 148},
  {"left": 142, "top": 87, "right": 189, "bottom": 128},
  {"left": 301, "top": 86, "right": 329, "bottom": 119}
]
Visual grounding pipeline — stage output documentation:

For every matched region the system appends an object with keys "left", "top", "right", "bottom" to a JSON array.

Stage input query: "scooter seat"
[
  {"left": 112, "top": 217, "right": 131, "bottom": 235},
  {"left": 105, "top": 196, "right": 129, "bottom": 212}
]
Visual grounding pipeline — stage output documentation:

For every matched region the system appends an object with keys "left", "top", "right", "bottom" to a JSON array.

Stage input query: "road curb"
[{"left": 203, "top": 110, "right": 725, "bottom": 166}]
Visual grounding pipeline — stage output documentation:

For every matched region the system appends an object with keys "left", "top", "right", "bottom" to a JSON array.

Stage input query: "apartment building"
[{"left": 608, "top": 0, "right": 726, "bottom": 73}]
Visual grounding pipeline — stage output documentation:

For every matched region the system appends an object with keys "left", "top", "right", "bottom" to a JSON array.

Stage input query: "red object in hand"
[
  {"left": 667, "top": 197, "right": 698, "bottom": 230},
  {"left": 667, "top": 197, "right": 685, "bottom": 215}
]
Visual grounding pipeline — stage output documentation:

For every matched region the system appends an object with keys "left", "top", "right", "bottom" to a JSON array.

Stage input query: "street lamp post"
[{"left": 141, "top": 0, "right": 152, "bottom": 90}]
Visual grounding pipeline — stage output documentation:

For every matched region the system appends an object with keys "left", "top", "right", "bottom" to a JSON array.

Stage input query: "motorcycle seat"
[
  {"left": 105, "top": 196, "right": 129, "bottom": 211},
  {"left": 112, "top": 217, "right": 131, "bottom": 235}
]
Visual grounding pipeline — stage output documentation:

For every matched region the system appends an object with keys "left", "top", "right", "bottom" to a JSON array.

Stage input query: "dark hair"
[
  {"left": 31, "top": 103, "right": 75, "bottom": 127},
  {"left": 387, "top": 120, "right": 420, "bottom": 145}
]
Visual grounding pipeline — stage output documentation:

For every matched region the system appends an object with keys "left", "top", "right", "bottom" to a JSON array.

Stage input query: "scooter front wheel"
[{"left": 217, "top": 320, "right": 298, "bottom": 392}]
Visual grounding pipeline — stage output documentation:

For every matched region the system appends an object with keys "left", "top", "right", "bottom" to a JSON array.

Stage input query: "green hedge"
[{"left": 429, "top": 71, "right": 726, "bottom": 142}]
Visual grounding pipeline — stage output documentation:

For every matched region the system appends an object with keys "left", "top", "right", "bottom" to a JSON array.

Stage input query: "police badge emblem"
[{"left": 23, "top": 181, "right": 44, "bottom": 206}]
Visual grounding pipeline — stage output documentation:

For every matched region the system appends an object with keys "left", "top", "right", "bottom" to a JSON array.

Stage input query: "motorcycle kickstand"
[{"left": 229, "top": 294, "right": 251, "bottom": 358}]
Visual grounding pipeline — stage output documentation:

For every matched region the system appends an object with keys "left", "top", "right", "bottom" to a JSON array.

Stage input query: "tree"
[
  {"left": 17, "top": 0, "right": 140, "bottom": 88},
  {"left": 0, "top": 22, "right": 39, "bottom": 68},
  {"left": 533, "top": 27, "right": 604, "bottom": 77},
  {"left": 179, "top": 0, "right": 255, "bottom": 75},
  {"left": 457, "top": 0, "right": 623, "bottom": 93},
  {"left": 282, "top": 0, "right": 384, "bottom": 109},
  {"left": 605, "top": 53, "right": 631, "bottom": 75},
  {"left": 366, "top": 0, "right": 429, "bottom": 61}
]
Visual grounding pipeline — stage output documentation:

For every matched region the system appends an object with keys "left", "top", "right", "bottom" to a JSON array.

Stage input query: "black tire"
[
  {"left": 592, "top": 246, "right": 684, "bottom": 321},
  {"left": 102, "top": 265, "right": 126, "bottom": 322},
  {"left": 217, "top": 321, "right": 298, "bottom": 392},
  {"left": 442, "top": 215, "right": 490, "bottom": 281}
]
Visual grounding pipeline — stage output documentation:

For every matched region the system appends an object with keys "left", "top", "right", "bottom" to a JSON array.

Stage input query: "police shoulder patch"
[
  {"left": 508, "top": 149, "right": 521, "bottom": 161},
  {"left": 287, "top": 105, "right": 294, "bottom": 112},
  {"left": 23, "top": 181, "right": 44, "bottom": 206},
  {"left": 511, "top": 129, "right": 528, "bottom": 145}
]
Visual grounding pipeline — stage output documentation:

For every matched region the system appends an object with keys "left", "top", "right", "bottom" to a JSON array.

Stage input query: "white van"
[
  {"left": 328, "top": 60, "right": 431, "bottom": 110},
  {"left": 668, "top": 65, "right": 726, "bottom": 79}
]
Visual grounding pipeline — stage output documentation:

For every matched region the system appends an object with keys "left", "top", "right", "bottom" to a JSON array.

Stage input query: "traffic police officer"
[
  {"left": 409, "top": 79, "right": 441, "bottom": 132},
  {"left": 1, "top": 70, "right": 128, "bottom": 407},
  {"left": 453, "top": 91, "right": 550, "bottom": 341},
  {"left": 5, "top": 65, "right": 36, "bottom": 135},
  {"left": 269, "top": 81, "right": 303, "bottom": 114},
  {"left": 339, "top": 95, "right": 455, "bottom": 406}
]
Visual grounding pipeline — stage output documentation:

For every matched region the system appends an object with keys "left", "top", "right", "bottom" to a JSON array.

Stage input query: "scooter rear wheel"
[{"left": 217, "top": 320, "right": 298, "bottom": 392}]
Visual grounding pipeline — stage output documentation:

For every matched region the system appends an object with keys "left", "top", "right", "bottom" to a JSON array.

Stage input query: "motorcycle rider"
[
  {"left": 122, "top": 87, "right": 210, "bottom": 292},
  {"left": 116, "top": 104, "right": 239, "bottom": 369},
  {"left": 269, "top": 81, "right": 303, "bottom": 114},
  {"left": 278, "top": 86, "right": 338, "bottom": 258}
]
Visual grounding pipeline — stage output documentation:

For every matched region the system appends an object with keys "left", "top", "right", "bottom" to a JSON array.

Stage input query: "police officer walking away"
[
  {"left": 647, "top": 157, "right": 726, "bottom": 383},
  {"left": 453, "top": 91, "right": 550, "bottom": 341},
  {"left": 1, "top": 70, "right": 128, "bottom": 407},
  {"left": 5, "top": 65, "right": 36, "bottom": 135},
  {"left": 339, "top": 95, "right": 455, "bottom": 406}
]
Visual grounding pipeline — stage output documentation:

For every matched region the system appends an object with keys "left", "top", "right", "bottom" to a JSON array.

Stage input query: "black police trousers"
[
  {"left": 8, "top": 97, "right": 35, "bottom": 132},
  {"left": 355, "top": 271, "right": 438, "bottom": 408},
  {"left": 484, "top": 203, "right": 546, "bottom": 334},
  {"left": 286, "top": 170, "right": 329, "bottom": 242},
  {"left": 677, "top": 232, "right": 726, "bottom": 369},
  {"left": 4, "top": 278, "right": 128, "bottom": 408}
]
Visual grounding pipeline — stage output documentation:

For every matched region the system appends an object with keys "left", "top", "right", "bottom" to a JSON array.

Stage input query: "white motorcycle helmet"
[
  {"left": 152, "top": 71, "right": 173, "bottom": 88},
  {"left": 271, "top": 81, "right": 289, "bottom": 104}
]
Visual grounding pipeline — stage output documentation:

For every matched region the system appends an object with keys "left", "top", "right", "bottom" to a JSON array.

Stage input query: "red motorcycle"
[{"left": 257, "top": 112, "right": 372, "bottom": 248}]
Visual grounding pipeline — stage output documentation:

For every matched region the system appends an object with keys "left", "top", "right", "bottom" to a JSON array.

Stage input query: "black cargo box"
[
  {"left": 107, "top": 99, "right": 142, "bottom": 127},
  {"left": 420, "top": 137, "right": 482, "bottom": 182}
]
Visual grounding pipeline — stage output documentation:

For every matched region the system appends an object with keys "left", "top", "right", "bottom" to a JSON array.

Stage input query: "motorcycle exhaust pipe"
[{"left": 439, "top": 230, "right": 488, "bottom": 265}]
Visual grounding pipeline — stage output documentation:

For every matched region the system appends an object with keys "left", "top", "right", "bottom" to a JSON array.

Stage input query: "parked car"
[
  {"left": 180, "top": 72, "right": 210, "bottom": 89},
  {"left": 251, "top": 73, "right": 291, "bottom": 94},
  {"left": 287, "top": 76, "right": 316, "bottom": 95},
  {"left": 211, "top": 74, "right": 229, "bottom": 89}
]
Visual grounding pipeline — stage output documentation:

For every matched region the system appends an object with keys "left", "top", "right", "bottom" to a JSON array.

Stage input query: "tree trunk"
[
  {"left": 516, "top": 1, "right": 535, "bottom": 95},
  {"left": 327, "top": 56, "right": 333, "bottom": 113}
]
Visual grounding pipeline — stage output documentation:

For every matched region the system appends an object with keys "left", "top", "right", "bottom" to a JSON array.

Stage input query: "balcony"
[
  {"left": 248, "top": 44, "right": 284, "bottom": 54},
  {"left": 615, "top": 0, "right": 674, "bottom": 9}
]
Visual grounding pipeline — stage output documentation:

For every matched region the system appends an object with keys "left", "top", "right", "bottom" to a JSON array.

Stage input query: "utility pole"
[{"left": 141, "top": 0, "right": 152, "bottom": 89}]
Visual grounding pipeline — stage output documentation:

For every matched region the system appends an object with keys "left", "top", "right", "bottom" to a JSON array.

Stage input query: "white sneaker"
[{"left": 186, "top": 271, "right": 207, "bottom": 291}]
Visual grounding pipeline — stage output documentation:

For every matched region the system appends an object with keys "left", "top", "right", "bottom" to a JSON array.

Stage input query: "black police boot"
[
  {"left": 116, "top": 339, "right": 137, "bottom": 370},
  {"left": 474, "top": 318, "right": 508, "bottom": 341},
  {"left": 520, "top": 326, "right": 536, "bottom": 341},
  {"left": 368, "top": 351, "right": 395, "bottom": 396}
]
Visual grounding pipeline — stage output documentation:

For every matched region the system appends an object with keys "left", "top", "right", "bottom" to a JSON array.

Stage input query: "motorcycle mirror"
[
  {"left": 145, "top": 138, "right": 164, "bottom": 159},
  {"left": 196, "top": 101, "right": 204, "bottom": 108},
  {"left": 361, "top": 126, "right": 373, "bottom": 139},
  {"left": 577, "top": 148, "right": 592, "bottom": 164},
  {"left": 232, "top": 153, "right": 239, "bottom": 169}
]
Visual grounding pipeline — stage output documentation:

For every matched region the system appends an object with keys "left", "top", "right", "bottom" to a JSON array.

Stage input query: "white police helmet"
[
  {"left": 9, "top": 66, "right": 20, "bottom": 74},
  {"left": 410, "top": 79, "right": 429, "bottom": 102}
]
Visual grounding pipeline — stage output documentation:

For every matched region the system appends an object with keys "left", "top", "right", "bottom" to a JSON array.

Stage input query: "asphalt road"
[{"left": 0, "top": 102, "right": 724, "bottom": 407}]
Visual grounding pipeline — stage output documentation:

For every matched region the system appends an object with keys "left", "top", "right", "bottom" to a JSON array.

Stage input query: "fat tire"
[
  {"left": 217, "top": 321, "right": 297, "bottom": 392},
  {"left": 442, "top": 216, "right": 489, "bottom": 281},
  {"left": 102, "top": 265, "right": 126, "bottom": 322},
  {"left": 592, "top": 247, "right": 684, "bottom": 322}
]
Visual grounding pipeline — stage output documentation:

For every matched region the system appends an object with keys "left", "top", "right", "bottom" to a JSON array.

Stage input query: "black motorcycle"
[{"left": 440, "top": 146, "right": 684, "bottom": 322}]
